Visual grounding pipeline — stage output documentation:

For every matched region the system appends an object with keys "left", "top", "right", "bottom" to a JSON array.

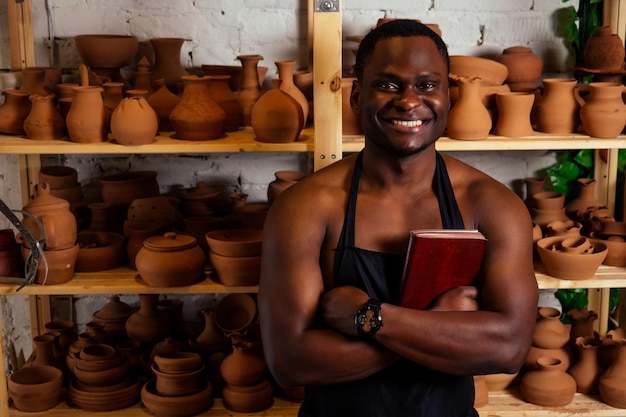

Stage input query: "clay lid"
[
  {"left": 143, "top": 232, "right": 197, "bottom": 252},
  {"left": 93, "top": 295, "right": 134, "bottom": 320}
]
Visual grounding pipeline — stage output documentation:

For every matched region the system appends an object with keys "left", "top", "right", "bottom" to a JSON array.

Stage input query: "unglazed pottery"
[
  {"left": 205, "top": 229, "right": 263, "bottom": 258},
  {"left": 110, "top": 96, "right": 158, "bottom": 145},
  {"left": 447, "top": 76, "right": 491, "bottom": 140},
  {"left": 598, "top": 338, "right": 626, "bottom": 408},
  {"left": 493, "top": 92, "right": 534, "bottom": 137},
  {"left": 98, "top": 170, "right": 160, "bottom": 208},
  {"left": 575, "top": 82, "right": 626, "bottom": 138},
  {"left": 21, "top": 243, "right": 80, "bottom": 285},
  {"left": 154, "top": 351, "right": 203, "bottom": 374},
  {"left": 92, "top": 295, "right": 134, "bottom": 341},
  {"left": 449, "top": 55, "right": 508, "bottom": 86},
  {"left": 147, "top": 78, "right": 180, "bottom": 132},
  {"left": 124, "top": 221, "right": 162, "bottom": 270},
  {"left": 533, "top": 78, "right": 579, "bottom": 134},
  {"left": 495, "top": 46, "right": 543, "bottom": 83},
  {"left": 153, "top": 363, "right": 206, "bottom": 396},
  {"left": 141, "top": 379, "right": 214, "bottom": 417},
  {"left": 207, "top": 75, "right": 244, "bottom": 132},
  {"left": 222, "top": 377, "right": 273, "bottom": 413},
  {"left": 209, "top": 251, "right": 261, "bottom": 286},
  {"left": 520, "top": 357, "right": 576, "bottom": 407},
  {"left": 149, "top": 37, "right": 190, "bottom": 93},
  {"left": 192, "top": 309, "right": 230, "bottom": 353},
  {"left": 75, "top": 231, "right": 125, "bottom": 272},
  {"left": 567, "top": 309, "right": 598, "bottom": 349},
  {"left": 201, "top": 63, "right": 268, "bottom": 92},
  {"left": 533, "top": 307, "right": 569, "bottom": 349},
  {"left": 66, "top": 373, "right": 141, "bottom": 411},
  {"left": 583, "top": 26, "right": 625, "bottom": 71},
  {"left": 267, "top": 170, "right": 306, "bottom": 205},
  {"left": 0, "top": 89, "right": 31, "bottom": 134},
  {"left": 566, "top": 178, "right": 602, "bottom": 220},
  {"left": 74, "top": 34, "right": 139, "bottom": 83},
  {"left": 275, "top": 60, "right": 309, "bottom": 123},
  {"left": 220, "top": 341, "right": 266, "bottom": 386},
  {"left": 126, "top": 294, "right": 174, "bottom": 343},
  {"left": 8, "top": 365, "right": 63, "bottom": 412},
  {"left": 568, "top": 336, "right": 601, "bottom": 394},
  {"left": 235, "top": 54, "right": 265, "bottom": 126},
  {"left": 214, "top": 293, "right": 257, "bottom": 337},
  {"left": 66, "top": 86, "right": 107, "bottom": 143},
  {"left": 251, "top": 79, "right": 304, "bottom": 143},
  {"left": 536, "top": 235, "right": 607, "bottom": 280},
  {"left": 102, "top": 81, "right": 124, "bottom": 131},
  {"left": 23, "top": 93, "right": 66, "bottom": 140}
]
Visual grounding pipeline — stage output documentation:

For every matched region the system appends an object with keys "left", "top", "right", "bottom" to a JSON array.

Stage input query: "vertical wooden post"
[{"left": 6, "top": 0, "right": 36, "bottom": 70}]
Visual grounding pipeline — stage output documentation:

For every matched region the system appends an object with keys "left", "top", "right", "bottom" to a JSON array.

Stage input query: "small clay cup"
[{"left": 8, "top": 365, "right": 63, "bottom": 412}]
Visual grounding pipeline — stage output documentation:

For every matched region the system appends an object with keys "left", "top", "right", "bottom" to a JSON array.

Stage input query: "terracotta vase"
[
  {"left": 267, "top": 170, "right": 306, "bottom": 205},
  {"left": 533, "top": 78, "right": 579, "bottom": 134},
  {"left": 275, "top": 60, "right": 309, "bottom": 123},
  {"left": 493, "top": 92, "right": 534, "bottom": 137},
  {"left": 495, "top": 46, "right": 543, "bottom": 83},
  {"left": 598, "top": 328, "right": 626, "bottom": 369},
  {"left": 147, "top": 78, "right": 180, "bottom": 132},
  {"left": 566, "top": 178, "right": 602, "bottom": 220},
  {"left": 220, "top": 341, "right": 266, "bottom": 386},
  {"left": 567, "top": 336, "right": 601, "bottom": 394},
  {"left": 66, "top": 86, "right": 107, "bottom": 143},
  {"left": 23, "top": 94, "right": 66, "bottom": 140},
  {"left": 126, "top": 294, "right": 174, "bottom": 344},
  {"left": 446, "top": 76, "right": 492, "bottom": 140},
  {"left": 575, "top": 82, "right": 626, "bottom": 138},
  {"left": 598, "top": 338, "right": 626, "bottom": 408},
  {"left": 520, "top": 357, "right": 576, "bottom": 407},
  {"left": 110, "top": 96, "right": 158, "bottom": 145},
  {"left": 102, "top": 81, "right": 124, "bottom": 132},
  {"left": 235, "top": 54, "right": 264, "bottom": 126},
  {"left": 193, "top": 309, "right": 230, "bottom": 353},
  {"left": 56, "top": 82, "right": 77, "bottom": 118},
  {"left": 533, "top": 307, "right": 569, "bottom": 349},
  {"left": 251, "top": 79, "right": 304, "bottom": 143},
  {"left": 44, "top": 319, "right": 77, "bottom": 352},
  {"left": 149, "top": 37, "right": 190, "bottom": 93},
  {"left": 342, "top": 77, "right": 363, "bottom": 135},
  {"left": 207, "top": 75, "right": 244, "bottom": 132},
  {"left": 169, "top": 75, "right": 226, "bottom": 140},
  {"left": 31, "top": 334, "right": 63, "bottom": 370},
  {"left": 0, "top": 89, "right": 32, "bottom": 134},
  {"left": 583, "top": 26, "right": 626, "bottom": 71}
]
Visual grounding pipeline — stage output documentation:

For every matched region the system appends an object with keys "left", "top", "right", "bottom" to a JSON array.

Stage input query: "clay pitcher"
[
  {"left": 23, "top": 94, "right": 66, "bottom": 140},
  {"left": 575, "top": 82, "right": 626, "bottom": 138},
  {"left": 235, "top": 54, "right": 264, "bottom": 126},
  {"left": 493, "top": 91, "right": 534, "bottom": 137},
  {"left": 66, "top": 86, "right": 107, "bottom": 143},
  {"left": 533, "top": 78, "right": 579, "bottom": 134},
  {"left": 598, "top": 337, "right": 626, "bottom": 408},
  {"left": 0, "top": 89, "right": 32, "bottom": 134},
  {"left": 446, "top": 75, "right": 491, "bottom": 140}
]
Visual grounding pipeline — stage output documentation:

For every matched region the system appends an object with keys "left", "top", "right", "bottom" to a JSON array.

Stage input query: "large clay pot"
[
  {"left": 251, "top": 79, "right": 304, "bottom": 143},
  {"left": 149, "top": 37, "right": 190, "bottom": 93},
  {"left": 583, "top": 26, "right": 626, "bottom": 71},
  {"left": 568, "top": 336, "right": 601, "bottom": 394},
  {"left": 495, "top": 46, "right": 543, "bottom": 84},
  {"left": 110, "top": 96, "right": 158, "bottom": 145},
  {"left": 533, "top": 78, "right": 579, "bottom": 134},
  {"left": 275, "top": 60, "right": 309, "bottom": 123},
  {"left": 598, "top": 338, "right": 626, "bottom": 408},
  {"left": 575, "top": 82, "right": 626, "bottom": 138},
  {"left": 126, "top": 294, "right": 174, "bottom": 344},
  {"left": 207, "top": 75, "right": 244, "bottom": 132},
  {"left": 446, "top": 76, "right": 491, "bottom": 140},
  {"left": 0, "top": 89, "right": 32, "bottom": 134},
  {"left": 23, "top": 94, "right": 65, "bottom": 140},
  {"left": 235, "top": 54, "right": 264, "bottom": 126},
  {"left": 520, "top": 357, "right": 576, "bottom": 407},
  {"left": 147, "top": 78, "right": 180, "bottom": 132},
  {"left": 169, "top": 75, "right": 226, "bottom": 141},
  {"left": 66, "top": 86, "right": 107, "bottom": 143},
  {"left": 493, "top": 91, "right": 534, "bottom": 137}
]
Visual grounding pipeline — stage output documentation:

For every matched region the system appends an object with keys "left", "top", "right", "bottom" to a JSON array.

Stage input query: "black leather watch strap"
[{"left": 355, "top": 298, "right": 384, "bottom": 337}]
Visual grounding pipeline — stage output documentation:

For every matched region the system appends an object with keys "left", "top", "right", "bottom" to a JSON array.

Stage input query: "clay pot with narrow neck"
[
  {"left": 235, "top": 54, "right": 264, "bottom": 126},
  {"left": 92, "top": 295, "right": 135, "bottom": 341},
  {"left": 583, "top": 26, "right": 626, "bottom": 71},
  {"left": 251, "top": 79, "right": 304, "bottom": 143},
  {"left": 24, "top": 94, "right": 66, "bottom": 140},
  {"left": 66, "top": 86, "right": 107, "bottom": 143},
  {"left": 275, "top": 60, "right": 309, "bottom": 123},
  {"left": 520, "top": 357, "right": 576, "bottom": 406},
  {"left": 19, "top": 69, "right": 49, "bottom": 96},
  {"left": 220, "top": 340, "right": 266, "bottom": 386},
  {"left": 566, "top": 178, "right": 602, "bottom": 220},
  {"left": 567, "top": 309, "right": 598, "bottom": 349},
  {"left": 493, "top": 92, "right": 534, "bottom": 137},
  {"left": 110, "top": 96, "right": 158, "bottom": 145},
  {"left": 575, "top": 82, "right": 626, "bottom": 138},
  {"left": 446, "top": 75, "right": 492, "bottom": 140},
  {"left": 149, "top": 37, "right": 190, "bottom": 93},
  {"left": 0, "top": 89, "right": 32, "bottom": 134},
  {"left": 533, "top": 307, "right": 569, "bottom": 349},
  {"left": 207, "top": 75, "right": 243, "bottom": 132},
  {"left": 125, "top": 294, "right": 174, "bottom": 344},
  {"left": 533, "top": 78, "right": 579, "bottom": 134},
  {"left": 147, "top": 78, "right": 181, "bottom": 132},
  {"left": 568, "top": 336, "right": 601, "bottom": 394}
]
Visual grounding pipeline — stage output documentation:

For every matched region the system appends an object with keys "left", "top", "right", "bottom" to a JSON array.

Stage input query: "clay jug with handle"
[
  {"left": 575, "top": 82, "right": 626, "bottom": 138},
  {"left": 534, "top": 78, "right": 579, "bottom": 134}
]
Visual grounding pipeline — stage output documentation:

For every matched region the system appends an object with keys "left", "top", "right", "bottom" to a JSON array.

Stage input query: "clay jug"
[
  {"left": 520, "top": 357, "right": 576, "bottom": 406},
  {"left": 566, "top": 178, "right": 602, "bottom": 220},
  {"left": 532, "top": 307, "right": 569, "bottom": 349},
  {"left": 66, "top": 86, "right": 107, "bottom": 143},
  {"left": 342, "top": 77, "right": 363, "bottom": 135},
  {"left": 235, "top": 54, "right": 264, "bottom": 126},
  {"left": 125, "top": 294, "right": 174, "bottom": 344},
  {"left": 23, "top": 94, "right": 65, "bottom": 140},
  {"left": 583, "top": 26, "right": 626, "bottom": 71},
  {"left": 598, "top": 338, "right": 626, "bottom": 408},
  {"left": 267, "top": 170, "right": 306, "bottom": 205},
  {"left": 220, "top": 341, "right": 266, "bottom": 386},
  {"left": 207, "top": 75, "right": 244, "bottom": 132},
  {"left": 251, "top": 79, "right": 304, "bottom": 143},
  {"left": 567, "top": 336, "right": 601, "bottom": 394},
  {"left": 0, "top": 89, "right": 32, "bottom": 134},
  {"left": 169, "top": 75, "right": 226, "bottom": 140},
  {"left": 193, "top": 309, "right": 230, "bottom": 353},
  {"left": 575, "top": 82, "right": 626, "bottom": 138},
  {"left": 275, "top": 60, "right": 309, "bottom": 123},
  {"left": 495, "top": 46, "right": 543, "bottom": 84},
  {"left": 493, "top": 92, "right": 534, "bottom": 137},
  {"left": 533, "top": 78, "right": 579, "bottom": 134},
  {"left": 111, "top": 96, "right": 158, "bottom": 145},
  {"left": 149, "top": 37, "right": 189, "bottom": 93},
  {"left": 446, "top": 76, "right": 491, "bottom": 140},
  {"left": 147, "top": 78, "right": 180, "bottom": 132}
]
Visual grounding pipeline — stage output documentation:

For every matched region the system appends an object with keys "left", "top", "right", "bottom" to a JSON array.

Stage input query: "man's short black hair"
[{"left": 354, "top": 19, "right": 449, "bottom": 82}]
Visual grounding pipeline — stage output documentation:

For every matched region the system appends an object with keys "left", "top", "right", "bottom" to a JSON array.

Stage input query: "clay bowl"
[
  {"left": 214, "top": 293, "right": 257, "bottom": 336},
  {"left": 233, "top": 203, "right": 269, "bottom": 229},
  {"left": 49, "top": 183, "right": 83, "bottom": 202},
  {"left": 141, "top": 379, "right": 214, "bottom": 417},
  {"left": 209, "top": 251, "right": 261, "bottom": 286},
  {"left": 205, "top": 229, "right": 263, "bottom": 257},
  {"left": 67, "top": 374, "right": 141, "bottom": 412},
  {"left": 38, "top": 165, "right": 78, "bottom": 189},
  {"left": 76, "top": 231, "right": 126, "bottom": 272},
  {"left": 201, "top": 64, "right": 268, "bottom": 91},
  {"left": 74, "top": 34, "right": 139, "bottom": 69},
  {"left": 221, "top": 378, "right": 274, "bottom": 413},
  {"left": 21, "top": 243, "right": 79, "bottom": 285},
  {"left": 449, "top": 55, "right": 508, "bottom": 86},
  {"left": 536, "top": 235, "right": 608, "bottom": 280},
  {"left": 74, "top": 348, "right": 125, "bottom": 372},
  {"left": 74, "top": 374, "right": 132, "bottom": 393},
  {"left": 152, "top": 363, "right": 206, "bottom": 397},
  {"left": 154, "top": 351, "right": 204, "bottom": 374},
  {"left": 74, "top": 356, "right": 131, "bottom": 386},
  {"left": 8, "top": 365, "right": 63, "bottom": 412}
]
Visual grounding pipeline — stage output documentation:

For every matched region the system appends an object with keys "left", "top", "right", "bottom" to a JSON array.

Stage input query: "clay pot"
[
  {"left": 23, "top": 93, "right": 66, "bottom": 140},
  {"left": 533, "top": 307, "right": 569, "bottom": 349},
  {"left": 447, "top": 76, "right": 491, "bottom": 140},
  {"left": 220, "top": 341, "right": 266, "bottom": 386},
  {"left": 31, "top": 333, "right": 63, "bottom": 370},
  {"left": 149, "top": 37, "right": 190, "bottom": 93},
  {"left": 20, "top": 68, "right": 51, "bottom": 96},
  {"left": 39, "top": 165, "right": 78, "bottom": 190},
  {"left": 98, "top": 170, "right": 160, "bottom": 208},
  {"left": 0, "top": 89, "right": 31, "bottom": 134},
  {"left": 124, "top": 221, "right": 162, "bottom": 270},
  {"left": 566, "top": 178, "right": 602, "bottom": 220},
  {"left": 43, "top": 319, "right": 77, "bottom": 351},
  {"left": 56, "top": 82, "right": 77, "bottom": 117},
  {"left": 545, "top": 220, "right": 582, "bottom": 237},
  {"left": 169, "top": 75, "right": 226, "bottom": 141},
  {"left": 276, "top": 60, "right": 309, "bottom": 123},
  {"left": 66, "top": 374, "right": 141, "bottom": 411},
  {"left": 583, "top": 26, "right": 626, "bottom": 71},
  {"left": 126, "top": 294, "right": 174, "bottom": 344},
  {"left": 251, "top": 79, "right": 304, "bottom": 143},
  {"left": 341, "top": 77, "right": 363, "bottom": 135},
  {"left": 575, "top": 82, "right": 626, "bottom": 138},
  {"left": 568, "top": 336, "right": 601, "bottom": 394},
  {"left": 520, "top": 357, "right": 576, "bottom": 406},
  {"left": 180, "top": 182, "right": 232, "bottom": 217},
  {"left": 235, "top": 54, "right": 265, "bottom": 126},
  {"left": 141, "top": 379, "right": 214, "bottom": 417},
  {"left": 158, "top": 299, "right": 190, "bottom": 341},
  {"left": 147, "top": 78, "right": 180, "bottom": 132},
  {"left": 449, "top": 55, "right": 508, "bottom": 86},
  {"left": 154, "top": 351, "right": 203, "bottom": 374},
  {"left": 267, "top": 170, "right": 306, "bottom": 205},
  {"left": 8, "top": 365, "right": 63, "bottom": 412},
  {"left": 222, "top": 378, "right": 273, "bottom": 413},
  {"left": 74, "top": 356, "right": 130, "bottom": 386},
  {"left": 536, "top": 235, "right": 607, "bottom": 280},
  {"left": 150, "top": 337, "right": 187, "bottom": 362},
  {"left": 76, "top": 231, "right": 125, "bottom": 272},
  {"left": 567, "top": 309, "right": 598, "bottom": 348},
  {"left": 524, "top": 345, "right": 572, "bottom": 373},
  {"left": 181, "top": 216, "right": 224, "bottom": 257},
  {"left": 67, "top": 333, "right": 97, "bottom": 371},
  {"left": 66, "top": 86, "right": 107, "bottom": 143},
  {"left": 193, "top": 309, "right": 230, "bottom": 353},
  {"left": 531, "top": 207, "right": 569, "bottom": 229},
  {"left": 126, "top": 195, "right": 183, "bottom": 232},
  {"left": 92, "top": 295, "right": 134, "bottom": 341},
  {"left": 534, "top": 191, "right": 565, "bottom": 211},
  {"left": 493, "top": 92, "right": 534, "bottom": 137},
  {"left": 524, "top": 177, "right": 545, "bottom": 210},
  {"left": 598, "top": 338, "right": 626, "bottom": 408},
  {"left": 592, "top": 229, "right": 626, "bottom": 267},
  {"left": 201, "top": 63, "right": 268, "bottom": 92},
  {"left": 153, "top": 363, "right": 206, "bottom": 396},
  {"left": 75, "top": 34, "right": 139, "bottom": 82},
  {"left": 207, "top": 75, "right": 244, "bottom": 132},
  {"left": 533, "top": 78, "right": 579, "bottom": 134},
  {"left": 495, "top": 46, "right": 543, "bottom": 83},
  {"left": 209, "top": 251, "right": 261, "bottom": 286},
  {"left": 205, "top": 229, "right": 263, "bottom": 257},
  {"left": 111, "top": 96, "right": 158, "bottom": 145},
  {"left": 214, "top": 293, "right": 257, "bottom": 338},
  {"left": 135, "top": 232, "right": 206, "bottom": 287},
  {"left": 21, "top": 244, "right": 80, "bottom": 285}
]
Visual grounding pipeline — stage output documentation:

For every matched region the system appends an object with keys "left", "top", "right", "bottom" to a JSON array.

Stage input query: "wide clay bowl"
[
  {"left": 449, "top": 55, "right": 508, "bottom": 86},
  {"left": 209, "top": 250, "right": 261, "bottom": 286},
  {"left": 67, "top": 374, "right": 141, "bottom": 412},
  {"left": 98, "top": 170, "right": 159, "bottom": 208},
  {"left": 74, "top": 34, "right": 139, "bottom": 69},
  {"left": 141, "top": 379, "right": 214, "bottom": 417},
  {"left": 38, "top": 165, "right": 78, "bottom": 189},
  {"left": 154, "top": 351, "right": 204, "bottom": 374},
  {"left": 76, "top": 231, "right": 126, "bottom": 272},
  {"left": 205, "top": 229, "right": 263, "bottom": 257},
  {"left": 8, "top": 365, "right": 63, "bottom": 412},
  {"left": 536, "top": 235, "right": 608, "bottom": 280},
  {"left": 214, "top": 293, "right": 257, "bottom": 335},
  {"left": 74, "top": 356, "right": 131, "bottom": 386}
]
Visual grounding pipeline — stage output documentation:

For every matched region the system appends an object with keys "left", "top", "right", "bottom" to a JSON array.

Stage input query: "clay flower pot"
[
  {"left": 205, "top": 229, "right": 262, "bottom": 257},
  {"left": 8, "top": 365, "right": 63, "bottom": 412}
]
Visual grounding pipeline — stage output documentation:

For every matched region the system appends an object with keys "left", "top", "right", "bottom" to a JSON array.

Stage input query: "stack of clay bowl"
[
  {"left": 75, "top": 231, "right": 125, "bottom": 272},
  {"left": 141, "top": 351, "right": 214, "bottom": 417},
  {"left": 536, "top": 234, "right": 607, "bottom": 280},
  {"left": 206, "top": 229, "right": 263, "bottom": 286},
  {"left": 590, "top": 221, "right": 626, "bottom": 267},
  {"left": 8, "top": 365, "right": 63, "bottom": 412},
  {"left": 530, "top": 191, "right": 569, "bottom": 232},
  {"left": 38, "top": 165, "right": 88, "bottom": 225},
  {"left": 179, "top": 182, "right": 233, "bottom": 218},
  {"left": 67, "top": 343, "right": 141, "bottom": 411}
]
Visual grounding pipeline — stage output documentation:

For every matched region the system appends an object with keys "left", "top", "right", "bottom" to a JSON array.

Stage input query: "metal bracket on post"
[{"left": 315, "top": 0, "right": 339, "bottom": 12}]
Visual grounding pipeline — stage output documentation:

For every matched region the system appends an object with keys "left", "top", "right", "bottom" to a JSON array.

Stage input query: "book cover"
[{"left": 399, "top": 229, "right": 487, "bottom": 310}]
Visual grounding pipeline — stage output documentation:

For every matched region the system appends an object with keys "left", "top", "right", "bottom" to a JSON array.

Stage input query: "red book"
[{"left": 399, "top": 229, "right": 487, "bottom": 310}]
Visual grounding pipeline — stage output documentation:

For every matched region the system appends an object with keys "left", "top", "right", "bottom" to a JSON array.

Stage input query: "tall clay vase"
[
  {"left": 235, "top": 54, "right": 264, "bottom": 126},
  {"left": 169, "top": 75, "right": 226, "bottom": 140},
  {"left": 193, "top": 309, "right": 230, "bottom": 353},
  {"left": 493, "top": 92, "right": 535, "bottom": 137},
  {"left": 147, "top": 78, "right": 180, "bottom": 132},
  {"left": 446, "top": 76, "right": 492, "bottom": 140},
  {"left": 533, "top": 78, "right": 579, "bottom": 134},
  {"left": 110, "top": 96, "right": 158, "bottom": 145},
  {"left": 0, "top": 89, "right": 32, "bottom": 134},
  {"left": 567, "top": 336, "right": 601, "bottom": 394},
  {"left": 575, "top": 82, "right": 626, "bottom": 138},
  {"left": 125, "top": 294, "right": 174, "bottom": 344},
  {"left": 275, "top": 60, "right": 309, "bottom": 123},
  {"left": 566, "top": 178, "right": 601, "bottom": 220},
  {"left": 520, "top": 357, "right": 576, "bottom": 407},
  {"left": 66, "top": 86, "right": 107, "bottom": 143},
  {"left": 532, "top": 307, "right": 569, "bottom": 349},
  {"left": 149, "top": 37, "right": 190, "bottom": 93},
  {"left": 251, "top": 79, "right": 304, "bottom": 143},
  {"left": 23, "top": 94, "right": 66, "bottom": 140},
  {"left": 583, "top": 26, "right": 626, "bottom": 71},
  {"left": 207, "top": 75, "right": 244, "bottom": 132},
  {"left": 598, "top": 338, "right": 626, "bottom": 408}
]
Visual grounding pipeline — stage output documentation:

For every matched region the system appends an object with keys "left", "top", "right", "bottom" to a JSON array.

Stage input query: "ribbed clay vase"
[
  {"left": 207, "top": 75, "right": 244, "bottom": 132},
  {"left": 533, "top": 78, "right": 579, "bottom": 134},
  {"left": 575, "top": 82, "right": 626, "bottom": 138},
  {"left": 567, "top": 336, "right": 601, "bottom": 394},
  {"left": 24, "top": 94, "right": 66, "bottom": 140},
  {"left": 235, "top": 54, "right": 264, "bottom": 126},
  {"left": 493, "top": 92, "right": 534, "bottom": 137},
  {"left": 520, "top": 357, "right": 576, "bottom": 407},
  {"left": 275, "top": 60, "right": 309, "bottom": 123},
  {"left": 565, "top": 178, "right": 601, "bottom": 220},
  {"left": 598, "top": 338, "right": 626, "bottom": 408},
  {"left": 149, "top": 37, "right": 190, "bottom": 93},
  {"left": 0, "top": 89, "right": 32, "bottom": 134},
  {"left": 446, "top": 76, "right": 491, "bottom": 140},
  {"left": 66, "top": 86, "right": 107, "bottom": 143},
  {"left": 110, "top": 96, "right": 159, "bottom": 145},
  {"left": 583, "top": 26, "right": 626, "bottom": 71},
  {"left": 169, "top": 75, "right": 226, "bottom": 140},
  {"left": 126, "top": 294, "right": 174, "bottom": 344},
  {"left": 251, "top": 79, "right": 304, "bottom": 143},
  {"left": 147, "top": 78, "right": 180, "bottom": 132}
]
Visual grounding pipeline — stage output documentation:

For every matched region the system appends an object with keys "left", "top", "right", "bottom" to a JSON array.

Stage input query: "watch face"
[{"left": 356, "top": 301, "right": 382, "bottom": 336}]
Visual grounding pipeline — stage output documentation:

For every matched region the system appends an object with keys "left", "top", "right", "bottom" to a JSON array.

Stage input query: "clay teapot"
[{"left": 575, "top": 82, "right": 626, "bottom": 138}]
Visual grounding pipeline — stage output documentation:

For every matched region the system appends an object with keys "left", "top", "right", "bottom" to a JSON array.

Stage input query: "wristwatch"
[{"left": 354, "top": 298, "right": 384, "bottom": 338}]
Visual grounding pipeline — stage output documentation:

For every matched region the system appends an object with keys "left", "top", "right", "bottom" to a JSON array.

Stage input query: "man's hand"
[
  {"left": 321, "top": 286, "right": 370, "bottom": 336},
  {"left": 429, "top": 286, "right": 479, "bottom": 312}
]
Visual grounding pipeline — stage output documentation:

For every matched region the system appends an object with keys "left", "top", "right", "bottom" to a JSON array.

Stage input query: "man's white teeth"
[{"left": 392, "top": 120, "right": 423, "bottom": 127}]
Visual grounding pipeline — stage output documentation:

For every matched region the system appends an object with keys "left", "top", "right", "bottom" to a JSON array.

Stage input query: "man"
[{"left": 258, "top": 19, "right": 538, "bottom": 417}]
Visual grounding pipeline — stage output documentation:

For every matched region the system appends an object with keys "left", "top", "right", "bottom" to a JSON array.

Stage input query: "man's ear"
[{"left": 350, "top": 79, "right": 361, "bottom": 114}]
